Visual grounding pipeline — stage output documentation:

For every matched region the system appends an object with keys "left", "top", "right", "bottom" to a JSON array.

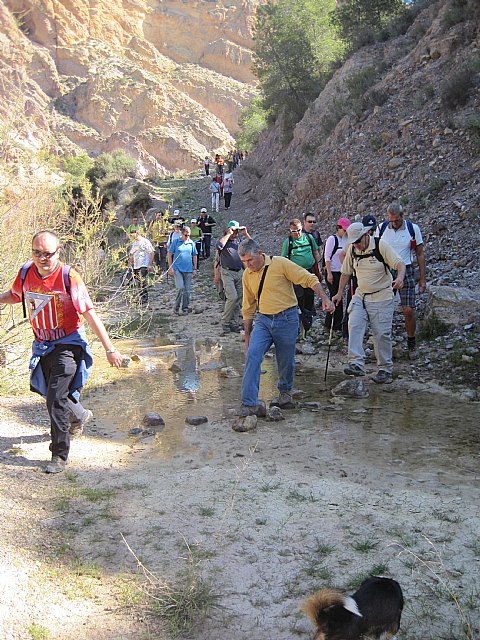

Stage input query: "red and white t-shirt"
[{"left": 11, "top": 262, "right": 94, "bottom": 342}]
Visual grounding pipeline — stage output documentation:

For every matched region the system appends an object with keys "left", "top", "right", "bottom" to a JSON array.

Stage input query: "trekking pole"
[{"left": 324, "top": 320, "right": 334, "bottom": 382}]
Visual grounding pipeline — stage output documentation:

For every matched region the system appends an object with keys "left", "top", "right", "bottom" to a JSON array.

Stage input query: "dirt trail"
[{"left": 1, "top": 171, "right": 479, "bottom": 640}]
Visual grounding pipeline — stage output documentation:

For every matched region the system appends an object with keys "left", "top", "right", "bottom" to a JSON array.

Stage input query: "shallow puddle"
[{"left": 86, "top": 337, "right": 479, "bottom": 491}]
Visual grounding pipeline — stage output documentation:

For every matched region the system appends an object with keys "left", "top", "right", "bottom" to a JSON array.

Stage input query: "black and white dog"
[{"left": 301, "top": 576, "right": 404, "bottom": 640}]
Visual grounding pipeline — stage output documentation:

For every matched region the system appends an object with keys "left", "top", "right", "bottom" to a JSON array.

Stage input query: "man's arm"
[
  {"left": 392, "top": 261, "right": 406, "bottom": 290},
  {"left": 0, "top": 290, "right": 19, "bottom": 306},
  {"left": 415, "top": 244, "right": 426, "bottom": 293},
  {"left": 243, "top": 318, "right": 254, "bottom": 350},
  {"left": 312, "top": 282, "right": 334, "bottom": 313},
  {"left": 83, "top": 309, "right": 123, "bottom": 368}
]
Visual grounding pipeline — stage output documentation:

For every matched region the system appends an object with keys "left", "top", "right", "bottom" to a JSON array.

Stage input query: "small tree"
[{"left": 332, "top": 0, "right": 406, "bottom": 49}]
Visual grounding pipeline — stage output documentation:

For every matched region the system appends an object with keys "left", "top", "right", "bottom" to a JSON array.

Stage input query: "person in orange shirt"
[{"left": 0, "top": 231, "right": 123, "bottom": 473}]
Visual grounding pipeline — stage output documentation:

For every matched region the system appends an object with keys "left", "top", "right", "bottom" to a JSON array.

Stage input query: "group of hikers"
[{"left": 0, "top": 155, "right": 426, "bottom": 472}]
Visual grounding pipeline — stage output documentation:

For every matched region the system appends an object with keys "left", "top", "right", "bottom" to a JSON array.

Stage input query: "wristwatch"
[{"left": 106, "top": 347, "right": 117, "bottom": 354}]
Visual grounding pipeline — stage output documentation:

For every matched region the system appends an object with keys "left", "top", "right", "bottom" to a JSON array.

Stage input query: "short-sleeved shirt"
[
  {"left": 216, "top": 237, "right": 242, "bottom": 270},
  {"left": 198, "top": 215, "right": 216, "bottom": 234},
  {"left": 324, "top": 234, "right": 345, "bottom": 272},
  {"left": 377, "top": 221, "right": 423, "bottom": 266},
  {"left": 130, "top": 237, "right": 154, "bottom": 269},
  {"left": 341, "top": 238, "right": 403, "bottom": 303},
  {"left": 169, "top": 238, "right": 197, "bottom": 272},
  {"left": 281, "top": 233, "right": 318, "bottom": 269},
  {"left": 11, "top": 261, "right": 93, "bottom": 342},
  {"left": 190, "top": 226, "right": 203, "bottom": 242}
]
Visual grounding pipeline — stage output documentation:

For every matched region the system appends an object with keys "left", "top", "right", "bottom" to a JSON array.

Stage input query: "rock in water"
[{"left": 331, "top": 380, "right": 369, "bottom": 398}]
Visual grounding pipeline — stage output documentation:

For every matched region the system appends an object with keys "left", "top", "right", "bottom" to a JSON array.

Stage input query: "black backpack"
[
  {"left": 287, "top": 232, "right": 316, "bottom": 261},
  {"left": 321, "top": 234, "right": 339, "bottom": 271},
  {"left": 351, "top": 237, "right": 388, "bottom": 274}
]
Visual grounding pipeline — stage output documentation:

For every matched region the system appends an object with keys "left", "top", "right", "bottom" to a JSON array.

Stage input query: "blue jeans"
[
  {"left": 241, "top": 306, "right": 299, "bottom": 407},
  {"left": 173, "top": 270, "right": 193, "bottom": 311}
]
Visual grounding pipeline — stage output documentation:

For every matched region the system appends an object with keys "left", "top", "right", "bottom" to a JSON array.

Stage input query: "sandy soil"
[{"left": 1, "top": 173, "right": 479, "bottom": 640}]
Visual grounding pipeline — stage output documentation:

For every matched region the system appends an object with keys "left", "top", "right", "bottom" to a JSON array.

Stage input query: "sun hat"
[
  {"left": 227, "top": 220, "right": 240, "bottom": 229},
  {"left": 190, "top": 218, "right": 197, "bottom": 223},
  {"left": 337, "top": 217, "right": 351, "bottom": 230},
  {"left": 200, "top": 207, "right": 207, "bottom": 213},
  {"left": 346, "top": 221, "right": 374, "bottom": 244},
  {"left": 362, "top": 214, "right": 377, "bottom": 230}
]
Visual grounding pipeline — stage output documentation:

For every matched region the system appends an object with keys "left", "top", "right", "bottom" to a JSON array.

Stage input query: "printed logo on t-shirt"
[{"left": 26, "top": 291, "right": 66, "bottom": 341}]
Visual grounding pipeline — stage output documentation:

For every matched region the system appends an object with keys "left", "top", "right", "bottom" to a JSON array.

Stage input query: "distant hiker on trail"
[
  {"left": 376, "top": 201, "right": 426, "bottom": 360},
  {"left": 0, "top": 231, "right": 123, "bottom": 474},
  {"left": 168, "top": 225, "right": 198, "bottom": 315},
  {"left": 198, "top": 208, "right": 216, "bottom": 258},
  {"left": 189, "top": 218, "right": 203, "bottom": 261},
  {"left": 127, "top": 228, "right": 154, "bottom": 306},
  {"left": 215, "top": 220, "right": 251, "bottom": 335},
  {"left": 332, "top": 221, "right": 405, "bottom": 385},
  {"left": 324, "top": 217, "right": 351, "bottom": 333},
  {"left": 209, "top": 177, "right": 220, "bottom": 213},
  {"left": 222, "top": 171, "right": 234, "bottom": 210},
  {"left": 149, "top": 211, "right": 169, "bottom": 272},
  {"left": 126, "top": 215, "right": 144, "bottom": 237},
  {"left": 204, "top": 156, "right": 210, "bottom": 176},
  {"left": 280, "top": 217, "right": 322, "bottom": 337},
  {"left": 236, "top": 239, "right": 334, "bottom": 418}
]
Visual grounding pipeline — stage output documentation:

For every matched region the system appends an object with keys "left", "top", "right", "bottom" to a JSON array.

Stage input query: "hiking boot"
[
  {"left": 344, "top": 364, "right": 365, "bottom": 377},
  {"left": 371, "top": 370, "right": 393, "bottom": 384},
  {"left": 70, "top": 409, "right": 93, "bottom": 438},
  {"left": 408, "top": 347, "right": 419, "bottom": 360},
  {"left": 236, "top": 401, "right": 267, "bottom": 418},
  {"left": 221, "top": 324, "right": 231, "bottom": 335},
  {"left": 229, "top": 323, "right": 242, "bottom": 333},
  {"left": 174, "top": 308, "right": 182, "bottom": 316},
  {"left": 271, "top": 392, "right": 296, "bottom": 409},
  {"left": 45, "top": 456, "right": 67, "bottom": 474}
]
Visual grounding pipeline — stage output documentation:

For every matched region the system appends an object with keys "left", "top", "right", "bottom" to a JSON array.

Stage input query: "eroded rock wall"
[{"left": 0, "top": 0, "right": 258, "bottom": 174}]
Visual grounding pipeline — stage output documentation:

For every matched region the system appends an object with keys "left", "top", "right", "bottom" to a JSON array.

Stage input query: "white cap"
[{"left": 173, "top": 209, "right": 180, "bottom": 215}]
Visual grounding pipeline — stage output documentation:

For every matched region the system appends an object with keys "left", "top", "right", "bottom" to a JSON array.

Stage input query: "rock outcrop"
[{"left": 0, "top": 0, "right": 258, "bottom": 175}]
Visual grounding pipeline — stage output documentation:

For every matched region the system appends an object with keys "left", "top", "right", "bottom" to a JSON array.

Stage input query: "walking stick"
[{"left": 324, "top": 320, "right": 334, "bottom": 382}]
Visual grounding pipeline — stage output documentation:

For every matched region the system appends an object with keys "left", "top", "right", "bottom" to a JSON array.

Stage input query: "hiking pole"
[{"left": 324, "top": 320, "right": 334, "bottom": 382}]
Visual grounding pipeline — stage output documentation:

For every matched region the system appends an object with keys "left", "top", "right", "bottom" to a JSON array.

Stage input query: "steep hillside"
[
  {"left": 0, "top": 0, "right": 258, "bottom": 175},
  {"left": 241, "top": 0, "right": 480, "bottom": 289}
]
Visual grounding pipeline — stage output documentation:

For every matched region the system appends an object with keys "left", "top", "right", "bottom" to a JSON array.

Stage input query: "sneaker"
[
  {"left": 183, "top": 308, "right": 193, "bottom": 314},
  {"left": 371, "top": 370, "right": 393, "bottom": 384},
  {"left": 174, "top": 308, "right": 182, "bottom": 315},
  {"left": 408, "top": 347, "right": 419, "bottom": 360},
  {"left": 236, "top": 401, "right": 267, "bottom": 418},
  {"left": 344, "top": 364, "right": 365, "bottom": 377},
  {"left": 45, "top": 456, "right": 67, "bottom": 474},
  {"left": 229, "top": 323, "right": 242, "bottom": 333},
  {"left": 70, "top": 409, "right": 93, "bottom": 438}
]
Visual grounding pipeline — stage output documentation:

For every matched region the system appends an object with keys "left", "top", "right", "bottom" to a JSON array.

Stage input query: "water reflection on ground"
[{"left": 86, "top": 338, "right": 479, "bottom": 488}]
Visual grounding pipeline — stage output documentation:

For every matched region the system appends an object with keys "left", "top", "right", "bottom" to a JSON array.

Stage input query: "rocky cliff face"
[
  {"left": 241, "top": 0, "right": 480, "bottom": 290},
  {"left": 0, "top": 0, "right": 258, "bottom": 175}
]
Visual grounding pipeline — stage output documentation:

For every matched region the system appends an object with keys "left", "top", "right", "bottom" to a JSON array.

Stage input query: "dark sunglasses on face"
[
  {"left": 305, "top": 219, "right": 316, "bottom": 223},
  {"left": 32, "top": 249, "right": 58, "bottom": 259},
  {"left": 290, "top": 228, "right": 302, "bottom": 234}
]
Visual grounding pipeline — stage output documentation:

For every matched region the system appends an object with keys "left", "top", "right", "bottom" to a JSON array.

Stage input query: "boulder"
[
  {"left": 232, "top": 415, "right": 257, "bottom": 432},
  {"left": 185, "top": 416, "right": 208, "bottom": 426},
  {"left": 142, "top": 412, "right": 165, "bottom": 427},
  {"left": 425, "top": 286, "right": 480, "bottom": 325}
]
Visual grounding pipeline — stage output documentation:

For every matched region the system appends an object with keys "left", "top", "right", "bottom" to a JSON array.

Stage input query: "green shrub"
[
  {"left": 86, "top": 150, "right": 137, "bottom": 196},
  {"left": 237, "top": 96, "right": 269, "bottom": 150},
  {"left": 465, "top": 113, "right": 480, "bottom": 152},
  {"left": 419, "top": 312, "right": 449, "bottom": 341},
  {"left": 442, "top": 0, "right": 470, "bottom": 29},
  {"left": 440, "top": 68, "right": 476, "bottom": 111}
]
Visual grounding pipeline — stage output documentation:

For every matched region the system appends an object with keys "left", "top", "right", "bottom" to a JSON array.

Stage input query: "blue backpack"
[{"left": 378, "top": 219, "right": 416, "bottom": 242}]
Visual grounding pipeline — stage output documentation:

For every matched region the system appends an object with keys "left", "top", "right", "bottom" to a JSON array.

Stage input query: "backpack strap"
[
  {"left": 351, "top": 238, "right": 388, "bottom": 274},
  {"left": 20, "top": 261, "right": 71, "bottom": 318},
  {"left": 379, "top": 219, "right": 415, "bottom": 240},
  {"left": 257, "top": 257, "right": 272, "bottom": 311},
  {"left": 287, "top": 233, "right": 315, "bottom": 261}
]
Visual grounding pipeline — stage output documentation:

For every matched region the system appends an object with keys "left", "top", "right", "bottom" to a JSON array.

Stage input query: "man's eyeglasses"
[
  {"left": 290, "top": 228, "right": 302, "bottom": 234},
  {"left": 32, "top": 249, "right": 58, "bottom": 259},
  {"left": 305, "top": 219, "right": 316, "bottom": 224}
]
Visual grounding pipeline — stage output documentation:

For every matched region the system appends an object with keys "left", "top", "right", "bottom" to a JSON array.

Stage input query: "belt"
[{"left": 222, "top": 266, "right": 241, "bottom": 272}]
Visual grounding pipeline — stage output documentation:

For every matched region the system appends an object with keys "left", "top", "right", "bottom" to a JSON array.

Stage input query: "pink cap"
[{"left": 337, "top": 217, "right": 351, "bottom": 230}]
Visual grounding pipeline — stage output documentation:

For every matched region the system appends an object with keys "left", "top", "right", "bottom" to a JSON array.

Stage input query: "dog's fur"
[{"left": 301, "top": 576, "right": 404, "bottom": 640}]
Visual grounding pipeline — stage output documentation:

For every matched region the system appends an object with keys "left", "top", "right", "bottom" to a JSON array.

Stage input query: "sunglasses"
[
  {"left": 305, "top": 219, "right": 316, "bottom": 223},
  {"left": 290, "top": 228, "right": 302, "bottom": 234},
  {"left": 32, "top": 249, "right": 58, "bottom": 259}
]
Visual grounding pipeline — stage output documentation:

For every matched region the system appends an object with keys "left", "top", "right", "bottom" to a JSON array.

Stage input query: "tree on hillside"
[
  {"left": 332, "top": 0, "right": 406, "bottom": 49},
  {"left": 252, "top": 0, "right": 343, "bottom": 139}
]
